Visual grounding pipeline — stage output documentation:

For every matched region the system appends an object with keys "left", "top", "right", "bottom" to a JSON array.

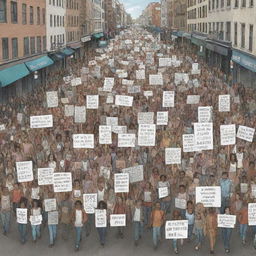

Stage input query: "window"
[
  {"left": 226, "top": 22, "right": 231, "bottom": 41},
  {"left": 53, "top": 0, "right": 55, "bottom": 5},
  {"left": 0, "top": 0, "right": 7, "bottom": 23},
  {"left": 24, "top": 37, "right": 29, "bottom": 56},
  {"left": 42, "top": 8, "right": 45, "bottom": 24},
  {"left": 216, "top": 0, "right": 219, "bottom": 8},
  {"left": 242, "top": 0, "right": 246, "bottom": 6},
  {"left": 11, "top": 1, "right": 17, "bottom": 23},
  {"left": 37, "top": 7, "right": 40, "bottom": 24},
  {"left": 234, "top": 22, "right": 237, "bottom": 45},
  {"left": 30, "top": 6, "right": 33, "bottom": 24},
  {"left": 50, "top": 14, "right": 52, "bottom": 27},
  {"left": 30, "top": 37, "right": 35, "bottom": 54},
  {"left": 250, "top": 0, "right": 254, "bottom": 6},
  {"left": 57, "top": 15, "right": 59, "bottom": 26},
  {"left": 249, "top": 25, "right": 253, "bottom": 51},
  {"left": 36, "top": 36, "right": 41, "bottom": 53},
  {"left": 2, "top": 38, "right": 8, "bottom": 60},
  {"left": 11, "top": 38, "right": 18, "bottom": 58},
  {"left": 235, "top": 0, "right": 239, "bottom": 7},
  {"left": 241, "top": 23, "right": 245, "bottom": 48},
  {"left": 22, "top": 4, "right": 27, "bottom": 24},
  {"left": 54, "top": 15, "right": 56, "bottom": 26},
  {"left": 43, "top": 36, "right": 46, "bottom": 51},
  {"left": 227, "top": 0, "right": 231, "bottom": 6}
]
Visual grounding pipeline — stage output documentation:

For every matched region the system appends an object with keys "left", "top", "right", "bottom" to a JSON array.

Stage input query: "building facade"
[
  {"left": 46, "top": 0, "right": 66, "bottom": 52},
  {"left": 92, "top": 0, "right": 105, "bottom": 33},
  {"left": 173, "top": 0, "right": 187, "bottom": 31},
  {"left": 138, "top": 2, "right": 161, "bottom": 27}
]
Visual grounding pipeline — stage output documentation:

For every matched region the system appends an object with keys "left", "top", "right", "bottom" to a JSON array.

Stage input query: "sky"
[{"left": 120, "top": 0, "right": 159, "bottom": 19}]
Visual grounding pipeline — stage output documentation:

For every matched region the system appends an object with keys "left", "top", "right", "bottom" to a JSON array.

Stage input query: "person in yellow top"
[{"left": 150, "top": 201, "right": 165, "bottom": 250}]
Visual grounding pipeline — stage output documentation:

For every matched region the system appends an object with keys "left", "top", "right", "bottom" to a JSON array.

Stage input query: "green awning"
[
  {"left": 50, "top": 52, "right": 65, "bottom": 61},
  {"left": 61, "top": 48, "right": 75, "bottom": 56},
  {"left": 99, "top": 40, "right": 108, "bottom": 47},
  {"left": 0, "top": 63, "right": 30, "bottom": 87},
  {"left": 191, "top": 35, "right": 206, "bottom": 46},
  {"left": 93, "top": 32, "right": 104, "bottom": 39},
  {"left": 25, "top": 56, "right": 54, "bottom": 72}
]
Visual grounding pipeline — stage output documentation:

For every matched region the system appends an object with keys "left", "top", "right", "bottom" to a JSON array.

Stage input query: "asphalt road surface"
[{"left": 0, "top": 221, "right": 256, "bottom": 256}]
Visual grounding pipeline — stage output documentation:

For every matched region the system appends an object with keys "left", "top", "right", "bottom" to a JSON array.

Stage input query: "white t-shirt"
[
  {"left": 75, "top": 210, "right": 83, "bottom": 227},
  {"left": 133, "top": 208, "right": 141, "bottom": 222}
]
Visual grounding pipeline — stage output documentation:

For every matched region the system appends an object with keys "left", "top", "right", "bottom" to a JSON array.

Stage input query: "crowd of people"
[{"left": 0, "top": 28, "right": 256, "bottom": 254}]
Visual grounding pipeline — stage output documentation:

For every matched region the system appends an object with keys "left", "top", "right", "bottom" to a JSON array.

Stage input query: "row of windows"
[
  {"left": 187, "top": 6, "right": 207, "bottom": 19},
  {"left": 187, "top": 0, "right": 206, "bottom": 7},
  {"left": 0, "top": 1, "right": 45, "bottom": 25},
  {"left": 67, "top": 15, "right": 79, "bottom": 27},
  {"left": 50, "top": 34, "right": 65, "bottom": 50},
  {"left": 66, "top": 0, "right": 79, "bottom": 9},
  {"left": 209, "top": 0, "right": 253, "bottom": 10},
  {"left": 50, "top": 15, "right": 64, "bottom": 27},
  {"left": 49, "top": 0, "right": 64, "bottom": 8},
  {"left": 1, "top": 36, "right": 46, "bottom": 60},
  {"left": 66, "top": 31, "right": 80, "bottom": 42}
]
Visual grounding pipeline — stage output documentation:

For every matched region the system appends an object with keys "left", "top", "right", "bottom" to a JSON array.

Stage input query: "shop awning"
[
  {"left": 61, "top": 48, "right": 75, "bottom": 56},
  {"left": 182, "top": 32, "right": 192, "bottom": 39},
  {"left": 0, "top": 63, "right": 30, "bottom": 87},
  {"left": 206, "top": 40, "right": 231, "bottom": 56},
  {"left": 232, "top": 49, "right": 256, "bottom": 72},
  {"left": 49, "top": 52, "right": 65, "bottom": 61},
  {"left": 68, "top": 42, "right": 82, "bottom": 49},
  {"left": 171, "top": 31, "right": 178, "bottom": 37},
  {"left": 93, "top": 32, "right": 104, "bottom": 39},
  {"left": 191, "top": 34, "right": 207, "bottom": 46},
  {"left": 25, "top": 56, "right": 54, "bottom": 72},
  {"left": 177, "top": 31, "right": 184, "bottom": 37}
]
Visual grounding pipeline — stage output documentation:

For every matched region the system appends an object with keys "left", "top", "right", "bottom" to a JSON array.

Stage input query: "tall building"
[
  {"left": 172, "top": 0, "right": 187, "bottom": 31},
  {"left": 138, "top": 2, "right": 161, "bottom": 27},
  {"left": 160, "top": 0, "right": 173, "bottom": 29},
  {"left": 46, "top": 0, "right": 66, "bottom": 52},
  {"left": 92, "top": 0, "right": 105, "bottom": 34}
]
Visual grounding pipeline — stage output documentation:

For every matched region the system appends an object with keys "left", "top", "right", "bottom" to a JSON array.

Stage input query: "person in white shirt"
[{"left": 132, "top": 200, "right": 144, "bottom": 246}]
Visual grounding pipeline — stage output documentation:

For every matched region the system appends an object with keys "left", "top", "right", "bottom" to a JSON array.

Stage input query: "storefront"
[
  {"left": 232, "top": 49, "right": 256, "bottom": 87},
  {"left": 205, "top": 39, "right": 232, "bottom": 74},
  {"left": 81, "top": 35, "right": 92, "bottom": 63},
  {"left": 191, "top": 33, "right": 207, "bottom": 59}
]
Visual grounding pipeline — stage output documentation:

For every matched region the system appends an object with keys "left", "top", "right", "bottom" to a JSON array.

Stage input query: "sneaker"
[
  {"left": 101, "top": 242, "right": 105, "bottom": 247},
  {"left": 75, "top": 246, "right": 79, "bottom": 252},
  {"left": 225, "top": 249, "right": 230, "bottom": 253},
  {"left": 242, "top": 240, "right": 246, "bottom": 245},
  {"left": 210, "top": 250, "right": 214, "bottom": 254},
  {"left": 174, "top": 249, "right": 178, "bottom": 254},
  {"left": 195, "top": 246, "right": 199, "bottom": 251}
]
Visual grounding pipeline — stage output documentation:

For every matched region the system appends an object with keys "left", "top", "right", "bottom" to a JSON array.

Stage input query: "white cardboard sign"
[
  {"left": 115, "top": 95, "right": 133, "bottom": 107},
  {"left": 196, "top": 186, "right": 221, "bottom": 207},
  {"left": 53, "top": 172, "right": 72, "bottom": 192},
  {"left": 95, "top": 209, "right": 107, "bottom": 228},
  {"left": 44, "top": 198, "right": 57, "bottom": 212},
  {"left": 48, "top": 211, "right": 59, "bottom": 225},
  {"left": 99, "top": 126, "right": 112, "bottom": 144},
  {"left": 118, "top": 134, "right": 136, "bottom": 147},
  {"left": 122, "top": 165, "right": 143, "bottom": 183},
  {"left": 110, "top": 214, "right": 126, "bottom": 227},
  {"left": 16, "top": 208, "right": 28, "bottom": 224},
  {"left": 46, "top": 91, "right": 58, "bottom": 108},
  {"left": 165, "top": 220, "right": 188, "bottom": 239},
  {"left": 182, "top": 134, "right": 195, "bottom": 153},
  {"left": 114, "top": 173, "right": 129, "bottom": 193},
  {"left": 149, "top": 74, "right": 163, "bottom": 85},
  {"left": 157, "top": 111, "right": 168, "bottom": 125},
  {"left": 16, "top": 161, "right": 33, "bottom": 182},
  {"left": 220, "top": 124, "right": 236, "bottom": 145},
  {"left": 248, "top": 203, "right": 256, "bottom": 226},
  {"left": 30, "top": 115, "right": 53, "bottom": 128},
  {"left": 237, "top": 125, "right": 255, "bottom": 142},
  {"left": 198, "top": 106, "right": 212, "bottom": 123},
  {"left": 219, "top": 95, "right": 230, "bottom": 112},
  {"left": 194, "top": 122, "right": 213, "bottom": 151},
  {"left": 83, "top": 193, "right": 97, "bottom": 214},
  {"left": 73, "top": 134, "right": 94, "bottom": 148},
  {"left": 38, "top": 168, "right": 54, "bottom": 185},
  {"left": 165, "top": 148, "right": 181, "bottom": 165},
  {"left": 159, "top": 187, "right": 169, "bottom": 198},
  {"left": 162, "top": 91, "right": 175, "bottom": 107},
  {"left": 138, "top": 112, "right": 154, "bottom": 124},
  {"left": 138, "top": 124, "right": 156, "bottom": 146},
  {"left": 86, "top": 95, "right": 99, "bottom": 109},
  {"left": 74, "top": 106, "right": 86, "bottom": 123},
  {"left": 217, "top": 214, "right": 236, "bottom": 228}
]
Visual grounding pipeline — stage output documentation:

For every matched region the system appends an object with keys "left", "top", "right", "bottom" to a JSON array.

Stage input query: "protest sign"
[
  {"left": 46, "top": 91, "right": 58, "bottom": 108},
  {"left": 0, "top": 124, "right": 5, "bottom": 131},
  {"left": 186, "top": 95, "right": 200, "bottom": 104},
  {"left": 86, "top": 95, "right": 99, "bottom": 109},
  {"left": 217, "top": 214, "right": 236, "bottom": 228},
  {"left": 83, "top": 193, "right": 97, "bottom": 214},
  {"left": 122, "top": 79, "right": 134, "bottom": 86},
  {"left": 138, "top": 112, "right": 154, "bottom": 124},
  {"left": 127, "top": 86, "right": 141, "bottom": 94},
  {"left": 159, "top": 187, "right": 169, "bottom": 198},
  {"left": 71, "top": 77, "right": 82, "bottom": 86},
  {"left": 144, "top": 91, "right": 153, "bottom": 98},
  {"left": 138, "top": 124, "right": 156, "bottom": 146},
  {"left": 115, "top": 95, "right": 133, "bottom": 107},
  {"left": 110, "top": 214, "right": 126, "bottom": 227},
  {"left": 95, "top": 209, "right": 107, "bottom": 228},
  {"left": 136, "top": 70, "right": 145, "bottom": 80},
  {"left": 48, "top": 211, "right": 59, "bottom": 225},
  {"left": 182, "top": 134, "right": 195, "bottom": 153},
  {"left": 165, "top": 220, "right": 188, "bottom": 239},
  {"left": 157, "top": 111, "right": 168, "bottom": 125},
  {"left": 112, "top": 126, "right": 127, "bottom": 134},
  {"left": 237, "top": 125, "right": 255, "bottom": 142},
  {"left": 198, "top": 106, "right": 212, "bottom": 123},
  {"left": 194, "top": 122, "right": 213, "bottom": 151},
  {"left": 103, "top": 77, "right": 114, "bottom": 92},
  {"left": 118, "top": 134, "right": 136, "bottom": 147},
  {"left": 106, "top": 94, "right": 114, "bottom": 104},
  {"left": 16, "top": 208, "right": 28, "bottom": 224},
  {"left": 122, "top": 165, "right": 143, "bottom": 183},
  {"left": 220, "top": 124, "right": 236, "bottom": 145},
  {"left": 149, "top": 74, "right": 163, "bottom": 85},
  {"left": 73, "top": 134, "right": 94, "bottom": 148},
  {"left": 99, "top": 167, "right": 111, "bottom": 180},
  {"left": 44, "top": 198, "right": 57, "bottom": 212},
  {"left": 175, "top": 198, "right": 187, "bottom": 209},
  {"left": 38, "top": 168, "right": 54, "bottom": 185},
  {"left": 64, "top": 105, "right": 74, "bottom": 117},
  {"left": 114, "top": 173, "right": 129, "bottom": 193},
  {"left": 16, "top": 161, "right": 33, "bottom": 182},
  {"left": 30, "top": 215, "right": 42, "bottom": 225},
  {"left": 249, "top": 203, "right": 256, "bottom": 226},
  {"left": 30, "top": 115, "right": 53, "bottom": 128},
  {"left": 74, "top": 106, "right": 86, "bottom": 123},
  {"left": 252, "top": 185, "right": 256, "bottom": 198},
  {"left": 106, "top": 117, "right": 118, "bottom": 127},
  {"left": 165, "top": 148, "right": 181, "bottom": 165},
  {"left": 99, "top": 125, "right": 112, "bottom": 144},
  {"left": 219, "top": 95, "right": 230, "bottom": 112},
  {"left": 53, "top": 172, "right": 72, "bottom": 192},
  {"left": 196, "top": 186, "right": 221, "bottom": 207},
  {"left": 162, "top": 91, "right": 175, "bottom": 107},
  {"left": 175, "top": 73, "right": 189, "bottom": 85},
  {"left": 159, "top": 58, "right": 172, "bottom": 67}
]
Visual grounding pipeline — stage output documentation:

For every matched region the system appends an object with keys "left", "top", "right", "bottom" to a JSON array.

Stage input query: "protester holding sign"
[
  {"left": 238, "top": 201, "right": 248, "bottom": 245},
  {"left": 60, "top": 193, "right": 72, "bottom": 241},
  {"left": 30, "top": 199, "right": 42, "bottom": 242},
  {"left": 17, "top": 198, "right": 28, "bottom": 244},
  {"left": 96, "top": 201, "right": 108, "bottom": 246},
  {"left": 113, "top": 197, "right": 126, "bottom": 239},
  {"left": 221, "top": 207, "right": 233, "bottom": 253},
  {"left": 132, "top": 200, "right": 144, "bottom": 246},
  {"left": 170, "top": 210, "right": 183, "bottom": 254}
]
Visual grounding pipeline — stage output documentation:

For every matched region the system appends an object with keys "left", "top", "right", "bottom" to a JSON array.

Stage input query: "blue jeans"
[
  {"left": 133, "top": 221, "right": 143, "bottom": 241},
  {"left": 152, "top": 226, "right": 161, "bottom": 247},
  {"left": 18, "top": 224, "right": 27, "bottom": 243},
  {"left": 75, "top": 226, "right": 82, "bottom": 248},
  {"left": 0, "top": 211, "right": 11, "bottom": 233},
  {"left": 31, "top": 225, "right": 41, "bottom": 241},
  {"left": 85, "top": 214, "right": 94, "bottom": 236},
  {"left": 172, "top": 239, "right": 177, "bottom": 250},
  {"left": 222, "top": 228, "right": 232, "bottom": 249},
  {"left": 239, "top": 224, "right": 248, "bottom": 241},
  {"left": 160, "top": 200, "right": 171, "bottom": 213},
  {"left": 48, "top": 224, "right": 57, "bottom": 245},
  {"left": 195, "top": 227, "right": 203, "bottom": 246},
  {"left": 143, "top": 206, "right": 151, "bottom": 226},
  {"left": 188, "top": 224, "right": 194, "bottom": 239},
  {"left": 97, "top": 227, "right": 107, "bottom": 244}
]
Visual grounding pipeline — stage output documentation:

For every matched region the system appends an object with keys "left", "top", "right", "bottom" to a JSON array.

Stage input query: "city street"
[{"left": 0, "top": 222, "right": 256, "bottom": 256}]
